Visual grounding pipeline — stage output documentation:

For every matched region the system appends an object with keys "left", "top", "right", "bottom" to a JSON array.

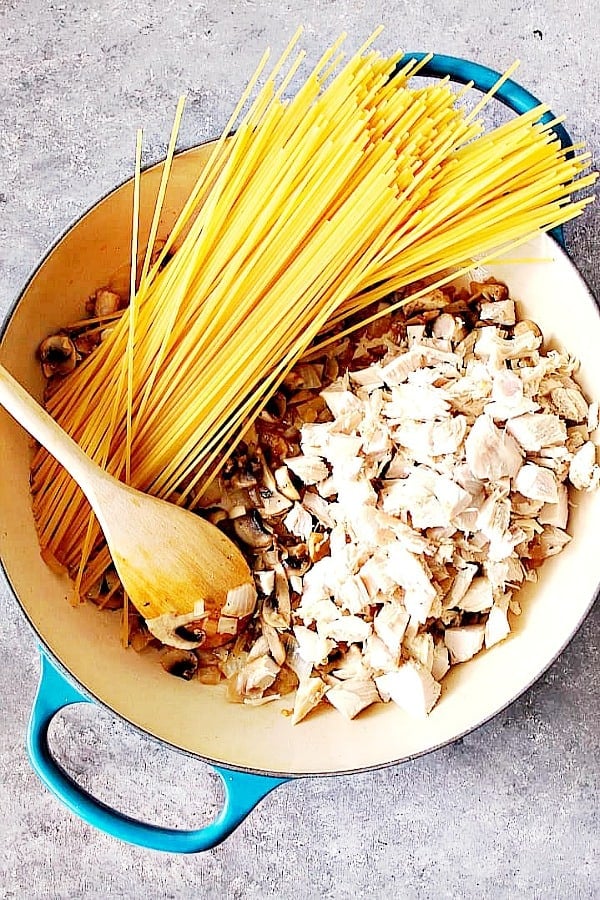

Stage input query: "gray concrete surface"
[{"left": 0, "top": 1, "right": 598, "bottom": 897}]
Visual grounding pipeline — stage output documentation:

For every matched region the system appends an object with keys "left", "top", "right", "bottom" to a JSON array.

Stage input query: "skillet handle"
[
  {"left": 27, "top": 651, "right": 288, "bottom": 852},
  {"left": 400, "top": 52, "right": 574, "bottom": 247}
]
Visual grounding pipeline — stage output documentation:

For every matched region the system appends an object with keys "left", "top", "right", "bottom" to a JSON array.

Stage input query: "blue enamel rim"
[{"left": 0, "top": 52, "right": 596, "bottom": 852}]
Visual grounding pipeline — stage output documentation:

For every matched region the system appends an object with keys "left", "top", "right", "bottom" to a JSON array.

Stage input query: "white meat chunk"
[
  {"left": 292, "top": 677, "right": 329, "bottom": 725},
  {"left": 506, "top": 413, "right": 567, "bottom": 452},
  {"left": 538, "top": 483, "right": 569, "bottom": 529},
  {"left": 285, "top": 455, "right": 329, "bottom": 485},
  {"left": 381, "top": 466, "right": 470, "bottom": 530},
  {"left": 514, "top": 464, "right": 559, "bottom": 503},
  {"left": 374, "top": 603, "right": 410, "bottom": 661},
  {"left": 363, "top": 633, "right": 398, "bottom": 674},
  {"left": 569, "top": 441, "right": 600, "bottom": 491},
  {"left": 465, "top": 415, "right": 523, "bottom": 481},
  {"left": 384, "top": 548, "right": 437, "bottom": 622},
  {"left": 284, "top": 502, "right": 314, "bottom": 541},
  {"left": 457, "top": 576, "right": 494, "bottom": 612},
  {"left": 550, "top": 387, "right": 589, "bottom": 423},
  {"left": 445, "top": 563, "right": 478, "bottom": 608},
  {"left": 485, "top": 369, "right": 538, "bottom": 420},
  {"left": 444, "top": 624, "right": 486, "bottom": 663},
  {"left": 326, "top": 677, "right": 380, "bottom": 720},
  {"left": 293, "top": 625, "right": 335, "bottom": 666},
  {"left": 375, "top": 661, "right": 441, "bottom": 717},
  {"left": 485, "top": 604, "right": 511, "bottom": 648},
  {"left": 394, "top": 416, "right": 467, "bottom": 461},
  {"left": 480, "top": 299, "right": 516, "bottom": 325},
  {"left": 403, "top": 631, "right": 434, "bottom": 671},
  {"left": 319, "top": 615, "right": 372, "bottom": 644},
  {"left": 431, "top": 642, "right": 450, "bottom": 681},
  {"left": 383, "top": 383, "right": 450, "bottom": 421},
  {"left": 476, "top": 494, "right": 511, "bottom": 543}
]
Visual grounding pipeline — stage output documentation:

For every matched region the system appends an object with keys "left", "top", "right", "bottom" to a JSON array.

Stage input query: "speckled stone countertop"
[{"left": 0, "top": 2, "right": 598, "bottom": 897}]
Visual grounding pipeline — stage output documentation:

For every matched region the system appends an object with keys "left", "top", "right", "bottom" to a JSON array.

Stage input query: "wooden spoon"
[{"left": 0, "top": 363, "right": 255, "bottom": 649}]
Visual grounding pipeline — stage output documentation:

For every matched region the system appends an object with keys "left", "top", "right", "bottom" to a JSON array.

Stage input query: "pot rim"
[{"left": 1, "top": 145, "right": 598, "bottom": 779}]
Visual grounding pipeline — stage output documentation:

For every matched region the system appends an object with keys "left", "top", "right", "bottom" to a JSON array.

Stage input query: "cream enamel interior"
[{"left": 0, "top": 144, "right": 598, "bottom": 776}]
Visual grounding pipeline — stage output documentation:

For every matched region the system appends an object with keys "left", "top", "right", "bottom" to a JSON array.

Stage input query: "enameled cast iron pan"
[{"left": 0, "top": 56, "right": 598, "bottom": 852}]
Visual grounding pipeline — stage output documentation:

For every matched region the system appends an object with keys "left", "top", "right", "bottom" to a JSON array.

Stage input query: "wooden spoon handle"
[{"left": 0, "top": 363, "right": 105, "bottom": 496}]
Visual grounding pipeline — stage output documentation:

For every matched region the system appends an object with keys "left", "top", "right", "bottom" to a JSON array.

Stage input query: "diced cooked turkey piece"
[
  {"left": 431, "top": 641, "right": 450, "bottom": 680},
  {"left": 394, "top": 416, "right": 467, "bottom": 460},
  {"left": 534, "top": 526, "right": 571, "bottom": 559},
  {"left": 383, "top": 548, "right": 437, "bottom": 622},
  {"left": 363, "top": 633, "right": 398, "bottom": 674},
  {"left": 383, "top": 383, "right": 451, "bottom": 420},
  {"left": 320, "top": 433, "right": 364, "bottom": 463},
  {"left": 300, "top": 422, "right": 334, "bottom": 456},
  {"left": 538, "top": 483, "right": 569, "bottom": 529},
  {"left": 374, "top": 603, "right": 410, "bottom": 661},
  {"left": 444, "top": 563, "right": 478, "bottom": 608},
  {"left": 375, "top": 662, "right": 441, "bottom": 718},
  {"left": 587, "top": 401, "right": 599, "bottom": 432},
  {"left": 485, "top": 604, "right": 511, "bottom": 648},
  {"left": 320, "top": 385, "right": 363, "bottom": 419},
  {"left": 293, "top": 624, "right": 335, "bottom": 666},
  {"left": 514, "top": 464, "right": 559, "bottom": 503},
  {"left": 456, "top": 576, "right": 494, "bottom": 612},
  {"left": 379, "top": 348, "right": 427, "bottom": 385},
  {"left": 285, "top": 455, "right": 329, "bottom": 485},
  {"left": 238, "top": 655, "right": 280, "bottom": 695},
  {"left": 569, "top": 441, "right": 600, "bottom": 491},
  {"left": 283, "top": 502, "right": 314, "bottom": 541},
  {"left": 480, "top": 299, "right": 516, "bottom": 325},
  {"left": 476, "top": 494, "right": 511, "bottom": 543},
  {"left": 549, "top": 387, "right": 589, "bottom": 423},
  {"left": 359, "top": 552, "right": 397, "bottom": 599},
  {"left": 444, "top": 624, "right": 486, "bottom": 663},
  {"left": 475, "top": 323, "right": 541, "bottom": 364},
  {"left": 326, "top": 677, "right": 380, "bottom": 719},
  {"left": 291, "top": 676, "right": 329, "bottom": 724},
  {"left": 506, "top": 412, "right": 567, "bottom": 452},
  {"left": 349, "top": 365, "right": 385, "bottom": 388},
  {"left": 465, "top": 414, "right": 523, "bottom": 481},
  {"left": 381, "top": 467, "right": 470, "bottom": 529},
  {"left": 335, "top": 574, "right": 372, "bottom": 615},
  {"left": 319, "top": 615, "right": 372, "bottom": 644},
  {"left": 403, "top": 631, "right": 434, "bottom": 670},
  {"left": 485, "top": 368, "right": 539, "bottom": 420},
  {"left": 301, "top": 491, "right": 336, "bottom": 528}
]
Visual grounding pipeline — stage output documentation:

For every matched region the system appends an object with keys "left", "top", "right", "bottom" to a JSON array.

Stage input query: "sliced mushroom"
[
  {"left": 160, "top": 649, "right": 199, "bottom": 680},
  {"left": 38, "top": 334, "right": 77, "bottom": 377},
  {"left": 146, "top": 610, "right": 207, "bottom": 649},
  {"left": 233, "top": 510, "right": 273, "bottom": 550}
]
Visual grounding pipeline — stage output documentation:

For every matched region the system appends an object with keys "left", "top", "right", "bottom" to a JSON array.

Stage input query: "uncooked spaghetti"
[{"left": 31, "top": 28, "right": 595, "bottom": 618}]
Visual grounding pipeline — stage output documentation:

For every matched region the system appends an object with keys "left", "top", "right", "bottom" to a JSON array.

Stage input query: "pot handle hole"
[
  {"left": 27, "top": 651, "right": 288, "bottom": 852},
  {"left": 399, "top": 52, "right": 576, "bottom": 248}
]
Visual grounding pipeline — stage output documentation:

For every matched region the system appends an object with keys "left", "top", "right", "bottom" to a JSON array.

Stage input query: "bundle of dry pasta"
[{"left": 31, "top": 28, "right": 595, "bottom": 604}]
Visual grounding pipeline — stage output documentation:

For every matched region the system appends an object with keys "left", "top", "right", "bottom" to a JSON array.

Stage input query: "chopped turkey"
[
  {"left": 375, "top": 662, "right": 441, "bottom": 718},
  {"left": 506, "top": 413, "right": 567, "bottom": 452},
  {"left": 178, "top": 277, "right": 599, "bottom": 724},
  {"left": 569, "top": 441, "right": 600, "bottom": 491},
  {"left": 291, "top": 676, "right": 329, "bottom": 724},
  {"left": 465, "top": 415, "right": 523, "bottom": 481},
  {"left": 326, "top": 677, "right": 380, "bottom": 719},
  {"left": 444, "top": 624, "right": 486, "bottom": 663}
]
